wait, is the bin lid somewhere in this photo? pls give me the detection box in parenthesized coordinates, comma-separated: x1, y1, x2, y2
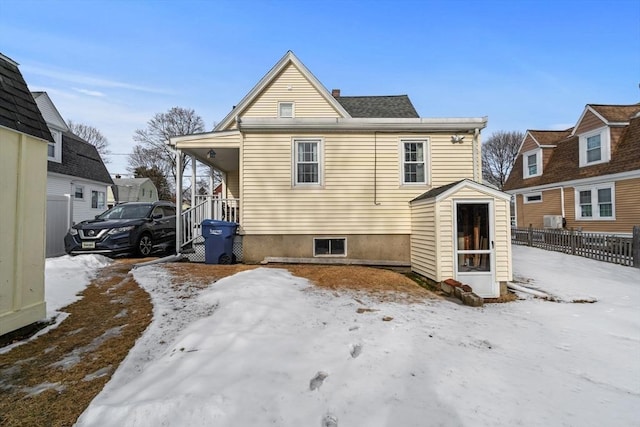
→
(201, 219, 238, 227)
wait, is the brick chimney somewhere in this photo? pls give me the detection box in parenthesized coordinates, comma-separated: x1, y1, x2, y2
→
(331, 89, 341, 98)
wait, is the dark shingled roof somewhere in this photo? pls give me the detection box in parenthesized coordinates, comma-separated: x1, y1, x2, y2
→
(48, 131, 113, 185)
(411, 180, 464, 203)
(335, 95, 419, 118)
(0, 54, 52, 142)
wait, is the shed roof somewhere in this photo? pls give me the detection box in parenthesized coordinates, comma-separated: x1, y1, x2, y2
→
(335, 95, 419, 118)
(0, 53, 52, 142)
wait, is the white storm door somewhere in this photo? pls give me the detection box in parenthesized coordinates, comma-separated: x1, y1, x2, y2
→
(454, 201, 497, 298)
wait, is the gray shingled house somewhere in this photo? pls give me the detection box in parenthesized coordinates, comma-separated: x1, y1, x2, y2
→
(31, 92, 113, 256)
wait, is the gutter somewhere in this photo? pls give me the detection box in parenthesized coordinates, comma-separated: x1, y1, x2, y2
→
(238, 117, 488, 133)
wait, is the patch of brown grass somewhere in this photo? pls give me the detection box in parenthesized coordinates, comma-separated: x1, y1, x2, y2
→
(163, 262, 439, 303)
(0, 261, 152, 427)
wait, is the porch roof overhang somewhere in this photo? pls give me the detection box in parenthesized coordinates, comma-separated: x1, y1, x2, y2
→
(169, 130, 241, 171)
(237, 117, 488, 133)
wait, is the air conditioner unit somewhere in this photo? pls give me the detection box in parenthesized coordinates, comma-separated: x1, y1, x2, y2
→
(543, 215, 563, 229)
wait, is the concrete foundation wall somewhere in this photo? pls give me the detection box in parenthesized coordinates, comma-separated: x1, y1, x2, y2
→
(242, 234, 411, 263)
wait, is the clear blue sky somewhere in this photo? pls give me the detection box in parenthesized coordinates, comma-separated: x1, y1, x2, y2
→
(2, 0, 639, 176)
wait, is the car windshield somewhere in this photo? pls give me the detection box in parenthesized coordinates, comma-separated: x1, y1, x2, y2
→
(98, 204, 153, 220)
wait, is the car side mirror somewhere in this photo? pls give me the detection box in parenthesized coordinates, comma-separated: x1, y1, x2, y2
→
(152, 213, 163, 219)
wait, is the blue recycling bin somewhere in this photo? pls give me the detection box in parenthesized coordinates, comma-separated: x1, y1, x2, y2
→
(201, 220, 238, 264)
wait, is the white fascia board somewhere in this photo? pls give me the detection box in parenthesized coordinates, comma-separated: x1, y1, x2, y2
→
(570, 105, 611, 137)
(516, 131, 533, 155)
(169, 129, 241, 146)
(239, 117, 488, 132)
(504, 169, 640, 195)
(434, 179, 511, 202)
(214, 51, 351, 132)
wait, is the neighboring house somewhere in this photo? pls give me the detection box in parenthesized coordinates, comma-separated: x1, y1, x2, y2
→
(0, 53, 51, 335)
(108, 177, 159, 207)
(170, 51, 512, 297)
(31, 92, 113, 256)
(504, 103, 640, 235)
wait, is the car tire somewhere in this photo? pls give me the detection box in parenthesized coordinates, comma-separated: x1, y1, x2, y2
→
(137, 233, 153, 257)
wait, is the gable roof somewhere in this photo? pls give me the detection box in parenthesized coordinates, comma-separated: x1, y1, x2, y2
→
(528, 129, 573, 147)
(411, 179, 509, 203)
(214, 51, 351, 131)
(504, 116, 640, 192)
(112, 177, 157, 202)
(335, 95, 419, 118)
(589, 104, 640, 123)
(47, 131, 113, 185)
(0, 53, 52, 142)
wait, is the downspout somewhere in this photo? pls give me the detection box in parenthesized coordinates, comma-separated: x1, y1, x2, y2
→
(374, 131, 380, 205)
(472, 128, 480, 182)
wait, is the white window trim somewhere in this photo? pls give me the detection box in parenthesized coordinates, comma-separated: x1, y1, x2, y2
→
(574, 183, 615, 221)
(278, 101, 295, 118)
(313, 237, 347, 257)
(579, 127, 610, 167)
(524, 192, 543, 204)
(48, 128, 63, 163)
(74, 185, 85, 200)
(522, 148, 542, 179)
(399, 138, 430, 186)
(292, 138, 323, 187)
(91, 190, 106, 210)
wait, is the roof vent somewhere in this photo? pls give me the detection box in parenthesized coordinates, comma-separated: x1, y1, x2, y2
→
(331, 89, 341, 98)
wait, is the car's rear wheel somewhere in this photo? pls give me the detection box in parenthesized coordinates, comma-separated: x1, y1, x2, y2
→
(137, 233, 153, 257)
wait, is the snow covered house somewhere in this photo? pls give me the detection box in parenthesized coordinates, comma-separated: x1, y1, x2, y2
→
(31, 92, 113, 256)
(0, 53, 50, 335)
(169, 51, 512, 297)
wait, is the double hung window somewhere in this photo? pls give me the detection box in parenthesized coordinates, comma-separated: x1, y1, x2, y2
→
(576, 184, 614, 220)
(294, 139, 321, 185)
(402, 140, 428, 184)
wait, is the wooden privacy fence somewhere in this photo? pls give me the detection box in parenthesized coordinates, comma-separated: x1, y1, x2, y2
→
(512, 225, 640, 268)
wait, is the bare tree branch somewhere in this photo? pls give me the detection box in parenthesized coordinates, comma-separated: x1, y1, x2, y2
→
(127, 107, 205, 197)
(67, 120, 111, 162)
(482, 130, 524, 190)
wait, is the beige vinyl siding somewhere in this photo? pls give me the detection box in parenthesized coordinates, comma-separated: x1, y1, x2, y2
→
(0, 128, 47, 335)
(564, 177, 640, 233)
(226, 170, 240, 200)
(241, 63, 341, 121)
(517, 188, 562, 228)
(241, 132, 476, 234)
(410, 199, 438, 279)
(575, 110, 606, 135)
(521, 134, 539, 152)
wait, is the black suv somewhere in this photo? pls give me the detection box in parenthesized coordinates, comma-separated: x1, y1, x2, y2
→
(64, 201, 176, 257)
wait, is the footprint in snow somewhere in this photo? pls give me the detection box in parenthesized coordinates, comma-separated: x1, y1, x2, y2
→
(322, 412, 338, 427)
(350, 343, 362, 359)
(309, 371, 328, 391)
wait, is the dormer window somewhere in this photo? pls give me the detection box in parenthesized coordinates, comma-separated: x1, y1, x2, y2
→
(523, 149, 542, 178)
(579, 127, 610, 167)
(48, 128, 62, 163)
(278, 102, 294, 118)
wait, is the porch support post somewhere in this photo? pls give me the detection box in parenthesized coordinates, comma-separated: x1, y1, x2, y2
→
(175, 149, 183, 254)
(208, 166, 214, 218)
(191, 154, 197, 206)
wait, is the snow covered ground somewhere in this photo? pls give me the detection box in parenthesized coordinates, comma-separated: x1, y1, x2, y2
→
(18, 247, 640, 426)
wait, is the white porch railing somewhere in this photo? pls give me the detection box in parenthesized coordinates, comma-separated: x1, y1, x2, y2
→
(180, 197, 240, 248)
